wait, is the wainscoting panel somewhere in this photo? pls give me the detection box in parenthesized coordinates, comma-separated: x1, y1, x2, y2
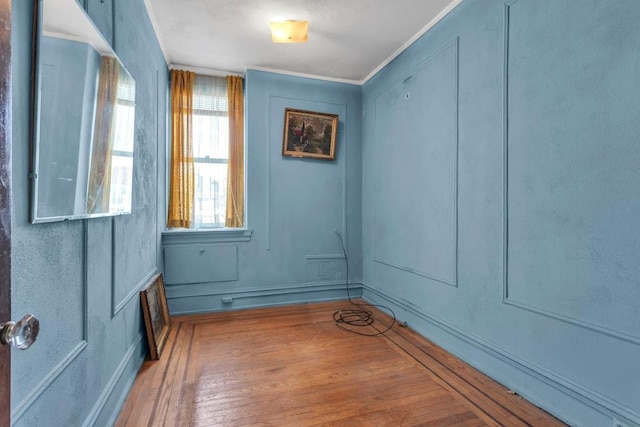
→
(83, 334, 146, 427)
(11, 221, 87, 423)
(503, 0, 640, 342)
(362, 1, 640, 425)
(361, 282, 640, 427)
(111, 34, 161, 315)
(266, 95, 348, 253)
(112, 217, 159, 316)
(11, 0, 168, 424)
(164, 244, 238, 285)
(372, 40, 459, 287)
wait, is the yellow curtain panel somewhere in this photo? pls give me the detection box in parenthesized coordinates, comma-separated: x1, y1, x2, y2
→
(87, 56, 119, 214)
(225, 75, 245, 228)
(167, 70, 195, 228)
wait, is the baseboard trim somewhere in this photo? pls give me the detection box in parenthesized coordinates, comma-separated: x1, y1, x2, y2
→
(166, 281, 363, 316)
(360, 281, 639, 427)
(83, 334, 146, 427)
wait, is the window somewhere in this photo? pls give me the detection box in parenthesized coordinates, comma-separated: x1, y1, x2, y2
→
(109, 76, 136, 212)
(167, 71, 244, 230)
(192, 75, 228, 228)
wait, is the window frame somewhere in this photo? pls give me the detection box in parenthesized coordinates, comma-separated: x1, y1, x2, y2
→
(165, 72, 248, 235)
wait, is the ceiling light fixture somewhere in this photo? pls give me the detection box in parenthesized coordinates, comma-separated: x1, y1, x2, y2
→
(269, 20, 308, 43)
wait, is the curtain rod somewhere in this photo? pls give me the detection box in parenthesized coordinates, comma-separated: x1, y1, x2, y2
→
(169, 64, 244, 78)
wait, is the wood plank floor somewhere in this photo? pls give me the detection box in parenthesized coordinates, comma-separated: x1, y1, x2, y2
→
(116, 300, 565, 426)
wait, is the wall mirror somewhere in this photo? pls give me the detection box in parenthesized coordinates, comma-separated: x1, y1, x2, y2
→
(30, 0, 136, 223)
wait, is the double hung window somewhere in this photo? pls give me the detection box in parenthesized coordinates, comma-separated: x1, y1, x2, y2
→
(167, 71, 244, 230)
(192, 76, 228, 227)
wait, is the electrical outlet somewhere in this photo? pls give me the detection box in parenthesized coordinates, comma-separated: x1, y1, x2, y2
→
(222, 297, 233, 304)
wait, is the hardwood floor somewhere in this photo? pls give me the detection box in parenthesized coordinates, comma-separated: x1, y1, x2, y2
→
(116, 300, 565, 426)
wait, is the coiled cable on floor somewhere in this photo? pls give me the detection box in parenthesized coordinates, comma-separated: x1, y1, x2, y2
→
(333, 231, 396, 337)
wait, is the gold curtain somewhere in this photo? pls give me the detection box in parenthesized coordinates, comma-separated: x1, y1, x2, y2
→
(225, 75, 245, 227)
(167, 70, 195, 228)
(87, 56, 119, 214)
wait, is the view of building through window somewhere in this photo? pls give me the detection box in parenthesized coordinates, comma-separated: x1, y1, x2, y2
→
(192, 75, 229, 228)
(109, 77, 136, 212)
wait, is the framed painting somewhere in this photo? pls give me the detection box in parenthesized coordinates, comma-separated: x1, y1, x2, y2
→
(140, 273, 171, 360)
(282, 108, 338, 160)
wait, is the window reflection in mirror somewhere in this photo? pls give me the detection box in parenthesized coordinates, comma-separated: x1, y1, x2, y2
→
(86, 57, 135, 215)
(31, 0, 136, 223)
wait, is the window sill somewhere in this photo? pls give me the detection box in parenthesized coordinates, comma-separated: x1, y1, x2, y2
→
(162, 228, 253, 245)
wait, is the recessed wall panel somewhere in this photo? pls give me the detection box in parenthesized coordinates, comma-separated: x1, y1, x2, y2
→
(267, 96, 347, 283)
(164, 244, 238, 285)
(506, 0, 640, 339)
(11, 222, 85, 410)
(112, 61, 160, 313)
(373, 42, 458, 285)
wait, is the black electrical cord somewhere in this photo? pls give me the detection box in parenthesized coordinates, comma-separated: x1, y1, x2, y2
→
(333, 231, 397, 337)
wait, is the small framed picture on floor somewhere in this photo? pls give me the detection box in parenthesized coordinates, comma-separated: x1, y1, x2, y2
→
(140, 273, 171, 360)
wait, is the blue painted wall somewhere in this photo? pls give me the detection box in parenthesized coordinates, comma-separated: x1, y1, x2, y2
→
(10, 0, 167, 425)
(10, 0, 639, 425)
(163, 70, 363, 314)
(362, 1, 640, 426)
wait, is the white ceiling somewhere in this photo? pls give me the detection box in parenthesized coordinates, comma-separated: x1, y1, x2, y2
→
(144, 0, 461, 84)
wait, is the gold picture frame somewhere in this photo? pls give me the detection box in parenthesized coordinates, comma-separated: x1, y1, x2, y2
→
(140, 273, 171, 360)
(282, 108, 338, 160)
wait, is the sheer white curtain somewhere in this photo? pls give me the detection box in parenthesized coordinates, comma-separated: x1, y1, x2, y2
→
(192, 75, 229, 228)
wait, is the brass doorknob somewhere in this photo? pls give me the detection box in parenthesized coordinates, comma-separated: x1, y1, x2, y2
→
(0, 314, 40, 350)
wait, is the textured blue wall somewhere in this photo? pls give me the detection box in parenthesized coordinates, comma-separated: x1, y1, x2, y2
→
(11, 0, 639, 425)
(10, 0, 167, 425)
(362, 1, 640, 426)
(163, 70, 363, 314)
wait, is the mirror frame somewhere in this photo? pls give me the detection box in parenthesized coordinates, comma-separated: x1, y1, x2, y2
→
(29, 0, 136, 223)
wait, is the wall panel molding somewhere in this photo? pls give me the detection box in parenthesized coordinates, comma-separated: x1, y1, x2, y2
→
(82, 334, 145, 427)
(501, 1, 510, 303)
(305, 254, 346, 260)
(362, 282, 640, 426)
(266, 95, 349, 252)
(265, 96, 272, 250)
(110, 213, 160, 316)
(11, 223, 90, 422)
(112, 267, 158, 316)
(163, 244, 237, 285)
(500, 0, 640, 346)
(369, 38, 459, 101)
(11, 342, 88, 423)
(374, 258, 457, 287)
(504, 298, 640, 346)
(155, 67, 160, 270)
(341, 106, 349, 249)
(82, 221, 89, 341)
(372, 38, 459, 288)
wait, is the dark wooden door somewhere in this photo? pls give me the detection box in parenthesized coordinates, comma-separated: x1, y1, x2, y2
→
(0, 0, 12, 425)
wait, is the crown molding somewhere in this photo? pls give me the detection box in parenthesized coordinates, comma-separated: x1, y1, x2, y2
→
(363, 0, 463, 83)
(246, 66, 362, 86)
